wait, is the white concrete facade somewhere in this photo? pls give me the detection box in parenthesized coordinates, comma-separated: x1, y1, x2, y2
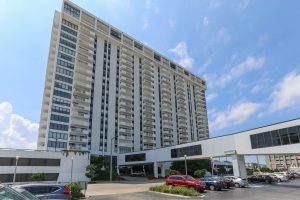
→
(0, 149, 89, 183)
(37, 0, 209, 155)
(118, 118, 300, 178)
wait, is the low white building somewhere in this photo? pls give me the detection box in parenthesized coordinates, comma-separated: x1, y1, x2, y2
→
(0, 149, 89, 183)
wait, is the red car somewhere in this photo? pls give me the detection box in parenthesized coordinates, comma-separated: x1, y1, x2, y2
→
(166, 175, 206, 192)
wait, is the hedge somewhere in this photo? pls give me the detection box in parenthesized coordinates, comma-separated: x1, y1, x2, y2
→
(149, 184, 200, 196)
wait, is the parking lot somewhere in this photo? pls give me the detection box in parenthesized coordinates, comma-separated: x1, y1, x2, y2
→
(87, 178, 300, 200)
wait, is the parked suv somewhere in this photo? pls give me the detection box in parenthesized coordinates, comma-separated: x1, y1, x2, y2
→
(224, 176, 249, 188)
(166, 175, 206, 192)
(13, 184, 71, 200)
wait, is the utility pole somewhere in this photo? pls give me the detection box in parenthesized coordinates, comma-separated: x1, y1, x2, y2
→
(110, 136, 117, 182)
(13, 155, 19, 184)
(184, 155, 187, 175)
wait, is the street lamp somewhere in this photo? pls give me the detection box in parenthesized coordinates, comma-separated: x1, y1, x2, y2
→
(184, 155, 187, 176)
(110, 136, 117, 182)
(211, 157, 214, 177)
(71, 157, 74, 182)
(13, 155, 19, 184)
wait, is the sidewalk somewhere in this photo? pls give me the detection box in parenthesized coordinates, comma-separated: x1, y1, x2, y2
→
(86, 179, 164, 196)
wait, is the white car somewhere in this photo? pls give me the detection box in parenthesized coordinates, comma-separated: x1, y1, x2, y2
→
(273, 173, 289, 182)
(224, 176, 249, 188)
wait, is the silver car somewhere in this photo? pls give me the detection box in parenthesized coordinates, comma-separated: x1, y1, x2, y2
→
(13, 184, 71, 200)
(224, 176, 249, 188)
(0, 185, 35, 200)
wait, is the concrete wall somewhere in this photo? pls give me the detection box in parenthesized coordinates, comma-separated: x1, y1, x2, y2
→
(0, 149, 89, 183)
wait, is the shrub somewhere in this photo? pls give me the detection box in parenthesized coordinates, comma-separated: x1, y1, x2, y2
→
(194, 169, 206, 178)
(149, 184, 200, 196)
(31, 173, 45, 181)
(66, 182, 85, 199)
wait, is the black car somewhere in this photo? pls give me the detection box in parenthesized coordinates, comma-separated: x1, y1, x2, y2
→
(217, 177, 235, 189)
(200, 177, 227, 191)
(247, 175, 273, 184)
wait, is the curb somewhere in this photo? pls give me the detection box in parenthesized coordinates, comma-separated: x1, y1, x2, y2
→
(149, 191, 205, 198)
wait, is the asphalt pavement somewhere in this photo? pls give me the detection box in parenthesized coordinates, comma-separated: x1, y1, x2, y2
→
(87, 178, 300, 200)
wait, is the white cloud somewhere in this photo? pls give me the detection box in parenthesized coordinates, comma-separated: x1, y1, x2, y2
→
(0, 102, 13, 122)
(203, 17, 209, 26)
(217, 28, 231, 43)
(169, 41, 194, 68)
(198, 58, 212, 73)
(218, 56, 265, 87)
(268, 71, 300, 112)
(210, 101, 261, 131)
(208, 0, 221, 10)
(0, 102, 38, 149)
(143, 18, 149, 30)
(251, 84, 264, 93)
(207, 93, 218, 102)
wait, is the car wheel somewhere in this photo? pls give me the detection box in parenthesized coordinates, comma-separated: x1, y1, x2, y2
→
(277, 179, 281, 183)
(209, 185, 215, 191)
(235, 183, 240, 188)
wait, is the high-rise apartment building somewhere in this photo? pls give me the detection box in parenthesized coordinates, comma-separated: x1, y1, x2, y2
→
(266, 154, 300, 169)
(37, 0, 209, 155)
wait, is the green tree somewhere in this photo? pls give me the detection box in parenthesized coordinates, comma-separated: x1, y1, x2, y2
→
(31, 173, 45, 181)
(170, 159, 211, 175)
(85, 163, 97, 180)
(218, 166, 227, 175)
(85, 155, 118, 181)
(194, 169, 206, 178)
(66, 182, 84, 199)
(167, 170, 180, 176)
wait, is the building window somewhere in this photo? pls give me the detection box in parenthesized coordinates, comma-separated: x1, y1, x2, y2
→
(62, 19, 78, 30)
(48, 131, 68, 140)
(59, 45, 76, 56)
(50, 114, 69, 123)
(125, 153, 146, 162)
(64, 3, 80, 19)
(52, 97, 70, 107)
(49, 123, 69, 131)
(59, 38, 76, 49)
(57, 59, 74, 70)
(55, 74, 73, 84)
(171, 145, 202, 158)
(110, 29, 121, 41)
(48, 140, 67, 148)
(53, 89, 71, 99)
(250, 125, 300, 149)
(61, 25, 77, 36)
(51, 105, 70, 115)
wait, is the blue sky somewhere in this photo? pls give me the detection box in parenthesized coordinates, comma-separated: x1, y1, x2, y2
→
(0, 0, 300, 150)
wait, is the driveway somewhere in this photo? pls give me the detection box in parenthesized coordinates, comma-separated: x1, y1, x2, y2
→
(87, 178, 300, 200)
(86, 178, 164, 196)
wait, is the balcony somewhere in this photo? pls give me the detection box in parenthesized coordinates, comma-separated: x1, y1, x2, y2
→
(70, 118, 89, 127)
(70, 128, 88, 135)
(69, 136, 88, 143)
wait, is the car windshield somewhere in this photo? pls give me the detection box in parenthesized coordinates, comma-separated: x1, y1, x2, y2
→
(14, 188, 39, 200)
(186, 175, 196, 180)
(0, 186, 28, 200)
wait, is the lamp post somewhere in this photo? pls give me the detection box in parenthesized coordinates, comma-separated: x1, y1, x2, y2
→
(13, 155, 19, 184)
(71, 157, 74, 182)
(211, 157, 214, 177)
(184, 155, 187, 175)
(110, 136, 117, 182)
